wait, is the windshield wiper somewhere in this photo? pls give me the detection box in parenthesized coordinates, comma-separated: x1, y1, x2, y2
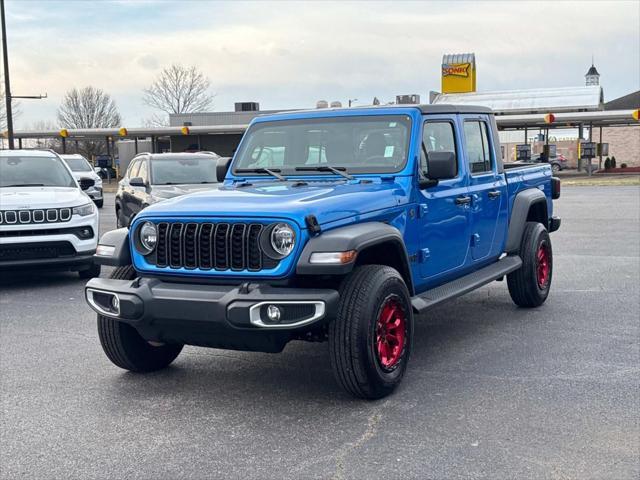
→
(2, 183, 46, 187)
(235, 168, 286, 181)
(295, 166, 354, 180)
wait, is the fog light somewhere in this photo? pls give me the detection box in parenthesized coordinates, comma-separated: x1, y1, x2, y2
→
(266, 304, 281, 322)
(111, 295, 120, 312)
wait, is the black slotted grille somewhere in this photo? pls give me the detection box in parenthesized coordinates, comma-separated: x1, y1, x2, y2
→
(149, 221, 280, 272)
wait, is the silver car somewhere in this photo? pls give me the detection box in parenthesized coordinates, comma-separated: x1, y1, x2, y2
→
(60, 154, 104, 208)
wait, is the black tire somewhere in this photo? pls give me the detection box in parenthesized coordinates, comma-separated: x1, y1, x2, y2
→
(507, 222, 553, 308)
(97, 265, 183, 372)
(116, 206, 126, 228)
(95, 199, 104, 209)
(78, 262, 101, 279)
(329, 265, 413, 399)
(551, 163, 560, 173)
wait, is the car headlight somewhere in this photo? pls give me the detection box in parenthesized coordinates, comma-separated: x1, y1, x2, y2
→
(94, 177, 102, 187)
(139, 221, 158, 253)
(72, 202, 95, 216)
(270, 223, 295, 257)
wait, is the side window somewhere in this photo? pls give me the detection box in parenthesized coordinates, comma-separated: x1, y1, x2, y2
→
(421, 122, 457, 175)
(137, 160, 148, 182)
(127, 159, 140, 179)
(463, 121, 493, 174)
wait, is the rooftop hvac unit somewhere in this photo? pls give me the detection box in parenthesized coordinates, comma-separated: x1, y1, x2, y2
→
(330, 101, 342, 108)
(396, 94, 420, 105)
(234, 102, 260, 112)
(316, 100, 329, 109)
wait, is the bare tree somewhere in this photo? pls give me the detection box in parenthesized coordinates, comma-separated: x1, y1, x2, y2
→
(0, 75, 21, 131)
(143, 64, 214, 115)
(142, 113, 170, 128)
(57, 86, 121, 158)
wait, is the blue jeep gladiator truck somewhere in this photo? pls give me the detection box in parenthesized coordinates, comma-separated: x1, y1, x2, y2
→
(85, 105, 560, 399)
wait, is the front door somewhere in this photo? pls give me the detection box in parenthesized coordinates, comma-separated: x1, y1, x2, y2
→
(418, 118, 471, 281)
(461, 117, 507, 261)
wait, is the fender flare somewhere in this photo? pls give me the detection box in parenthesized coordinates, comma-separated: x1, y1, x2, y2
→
(93, 227, 131, 266)
(296, 222, 413, 292)
(505, 188, 548, 254)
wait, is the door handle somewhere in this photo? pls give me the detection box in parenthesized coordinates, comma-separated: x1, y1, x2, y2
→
(488, 190, 501, 199)
(455, 195, 471, 206)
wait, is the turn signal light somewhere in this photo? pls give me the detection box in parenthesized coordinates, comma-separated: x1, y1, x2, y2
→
(309, 250, 357, 264)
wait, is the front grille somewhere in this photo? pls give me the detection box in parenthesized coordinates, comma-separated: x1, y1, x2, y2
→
(0, 241, 76, 262)
(0, 208, 72, 225)
(151, 222, 280, 272)
(79, 178, 95, 190)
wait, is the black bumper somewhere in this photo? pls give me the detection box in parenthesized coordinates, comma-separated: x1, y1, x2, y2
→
(85, 277, 339, 353)
(0, 250, 95, 270)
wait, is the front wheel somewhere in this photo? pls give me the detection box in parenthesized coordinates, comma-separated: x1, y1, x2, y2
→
(97, 265, 183, 372)
(507, 222, 553, 308)
(329, 265, 413, 399)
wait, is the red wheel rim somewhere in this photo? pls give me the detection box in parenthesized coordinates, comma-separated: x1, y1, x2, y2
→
(536, 242, 551, 289)
(375, 297, 406, 370)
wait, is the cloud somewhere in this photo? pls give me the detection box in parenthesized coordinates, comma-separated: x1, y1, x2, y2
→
(5, 0, 639, 127)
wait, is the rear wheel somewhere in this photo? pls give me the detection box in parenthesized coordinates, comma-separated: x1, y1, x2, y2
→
(507, 222, 553, 307)
(97, 265, 183, 372)
(551, 163, 561, 173)
(329, 265, 413, 399)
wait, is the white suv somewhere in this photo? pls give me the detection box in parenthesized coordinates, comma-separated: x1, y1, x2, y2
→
(0, 149, 100, 278)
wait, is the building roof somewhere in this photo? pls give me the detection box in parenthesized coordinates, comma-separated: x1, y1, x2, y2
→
(604, 90, 640, 110)
(432, 85, 604, 114)
(586, 64, 600, 76)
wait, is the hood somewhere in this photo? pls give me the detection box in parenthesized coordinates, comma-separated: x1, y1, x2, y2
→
(70, 171, 101, 182)
(151, 183, 219, 200)
(0, 186, 89, 210)
(139, 178, 411, 227)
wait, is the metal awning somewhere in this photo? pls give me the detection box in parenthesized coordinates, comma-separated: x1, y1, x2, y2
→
(496, 109, 639, 129)
(433, 86, 604, 114)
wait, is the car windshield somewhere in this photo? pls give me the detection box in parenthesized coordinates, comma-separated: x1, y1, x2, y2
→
(151, 156, 218, 185)
(0, 155, 77, 188)
(63, 157, 93, 172)
(232, 115, 412, 175)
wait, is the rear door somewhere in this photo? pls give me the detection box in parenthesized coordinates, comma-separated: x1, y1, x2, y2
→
(461, 116, 508, 261)
(418, 117, 471, 281)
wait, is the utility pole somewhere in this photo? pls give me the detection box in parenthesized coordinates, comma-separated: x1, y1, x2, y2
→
(1, 0, 15, 149)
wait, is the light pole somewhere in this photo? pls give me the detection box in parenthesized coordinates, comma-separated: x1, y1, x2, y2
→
(348, 98, 358, 108)
(1, 0, 15, 149)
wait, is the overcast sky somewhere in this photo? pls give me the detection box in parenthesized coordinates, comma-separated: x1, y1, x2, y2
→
(4, 0, 640, 128)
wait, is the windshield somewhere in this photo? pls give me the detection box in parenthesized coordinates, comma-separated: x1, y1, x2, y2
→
(63, 157, 93, 172)
(151, 156, 218, 185)
(0, 155, 77, 188)
(232, 115, 412, 175)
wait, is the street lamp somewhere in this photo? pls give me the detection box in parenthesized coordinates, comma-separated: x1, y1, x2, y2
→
(348, 98, 358, 107)
(1, 0, 14, 148)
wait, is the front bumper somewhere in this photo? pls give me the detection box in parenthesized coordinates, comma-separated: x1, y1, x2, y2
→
(85, 277, 339, 353)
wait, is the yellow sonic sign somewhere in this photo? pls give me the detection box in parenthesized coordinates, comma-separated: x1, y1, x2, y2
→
(441, 53, 477, 94)
(442, 63, 471, 78)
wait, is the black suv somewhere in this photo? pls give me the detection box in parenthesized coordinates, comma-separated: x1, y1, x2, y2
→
(115, 152, 221, 228)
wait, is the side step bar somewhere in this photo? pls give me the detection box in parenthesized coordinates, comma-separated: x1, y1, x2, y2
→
(411, 255, 522, 313)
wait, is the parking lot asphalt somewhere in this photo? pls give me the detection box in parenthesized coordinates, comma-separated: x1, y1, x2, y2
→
(1, 186, 639, 480)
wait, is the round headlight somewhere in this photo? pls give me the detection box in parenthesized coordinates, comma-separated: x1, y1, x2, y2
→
(139, 221, 158, 253)
(270, 223, 295, 257)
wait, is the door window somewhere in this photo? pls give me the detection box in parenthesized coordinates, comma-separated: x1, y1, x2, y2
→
(421, 122, 457, 175)
(463, 121, 493, 174)
(127, 159, 140, 179)
(137, 160, 148, 182)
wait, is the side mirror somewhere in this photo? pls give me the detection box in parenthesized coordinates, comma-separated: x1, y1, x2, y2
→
(217, 157, 232, 182)
(129, 177, 146, 187)
(426, 151, 457, 180)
